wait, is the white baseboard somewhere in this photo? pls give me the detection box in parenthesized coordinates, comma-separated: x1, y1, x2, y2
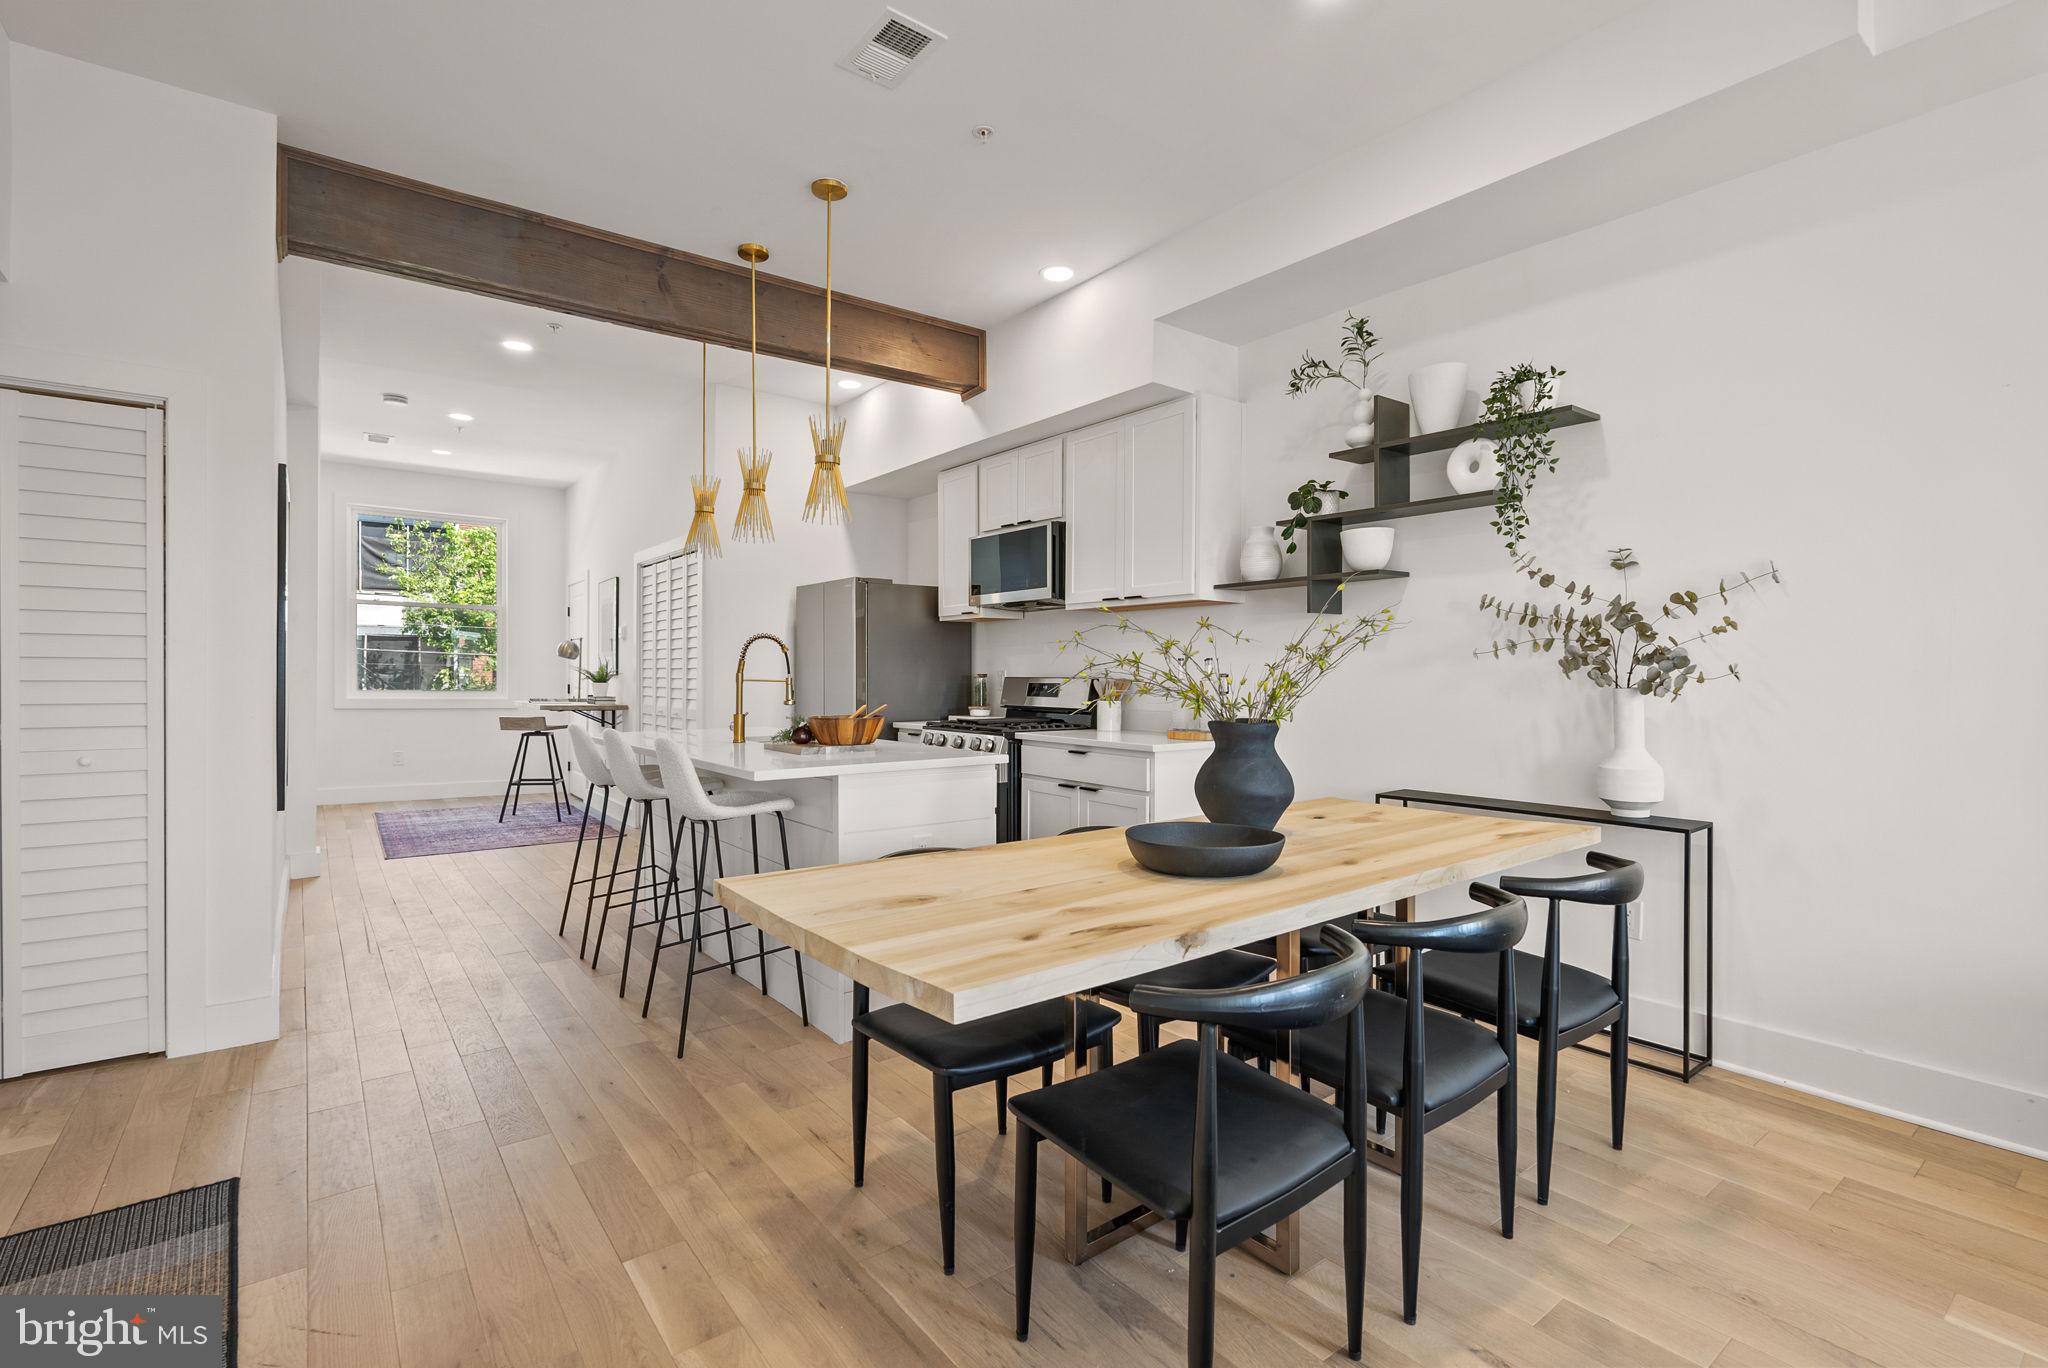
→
(1629, 991, 2046, 1159)
(197, 992, 280, 1054)
(287, 846, 324, 879)
(316, 778, 503, 805)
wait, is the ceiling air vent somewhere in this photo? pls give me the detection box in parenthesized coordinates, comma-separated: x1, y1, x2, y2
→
(837, 8, 946, 89)
(364, 432, 393, 445)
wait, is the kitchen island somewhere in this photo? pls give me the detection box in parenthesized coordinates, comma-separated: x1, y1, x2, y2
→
(619, 728, 1004, 1040)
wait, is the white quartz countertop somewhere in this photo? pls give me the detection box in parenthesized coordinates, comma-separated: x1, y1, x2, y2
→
(1018, 728, 1214, 754)
(622, 729, 1007, 782)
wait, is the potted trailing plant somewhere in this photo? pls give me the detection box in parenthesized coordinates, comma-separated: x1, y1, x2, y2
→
(1481, 363, 1566, 553)
(1276, 478, 1348, 557)
(1060, 596, 1398, 827)
(582, 662, 618, 699)
(1476, 548, 1780, 813)
(1287, 312, 1383, 446)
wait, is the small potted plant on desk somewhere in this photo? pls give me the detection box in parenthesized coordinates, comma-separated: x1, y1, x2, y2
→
(1059, 596, 1398, 828)
(582, 663, 617, 700)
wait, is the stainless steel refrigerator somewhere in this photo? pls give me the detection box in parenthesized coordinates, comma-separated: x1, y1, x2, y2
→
(793, 579, 971, 737)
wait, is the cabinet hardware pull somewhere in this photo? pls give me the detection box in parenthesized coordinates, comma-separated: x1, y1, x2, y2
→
(1057, 782, 1079, 790)
(1067, 749, 1089, 755)
(1078, 785, 1101, 793)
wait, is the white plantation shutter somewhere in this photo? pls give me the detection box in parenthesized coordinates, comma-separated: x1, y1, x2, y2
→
(637, 549, 702, 734)
(1, 390, 166, 1076)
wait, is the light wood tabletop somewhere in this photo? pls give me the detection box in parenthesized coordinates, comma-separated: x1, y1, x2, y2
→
(717, 796, 1600, 1274)
(715, 797, 1601, 1026)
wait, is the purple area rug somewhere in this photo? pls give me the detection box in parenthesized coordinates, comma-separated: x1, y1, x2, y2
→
(375, 802, 617, 860)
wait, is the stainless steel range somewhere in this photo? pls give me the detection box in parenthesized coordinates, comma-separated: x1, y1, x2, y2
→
(916, 676, 1092, 841)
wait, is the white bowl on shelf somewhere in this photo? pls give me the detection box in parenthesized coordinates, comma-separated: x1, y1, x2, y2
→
(1339, 526, 1396, 572)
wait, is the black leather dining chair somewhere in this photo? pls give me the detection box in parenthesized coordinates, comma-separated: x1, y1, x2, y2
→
(1010, 924, 1375, 1368)
(1398, 852, 1642, 1203)
(1225, 884, 1527, 1324)
(851, 847, 1120, 1274)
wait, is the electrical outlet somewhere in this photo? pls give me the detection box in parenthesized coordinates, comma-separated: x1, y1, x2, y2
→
(391, 750, 406, 767)
(1628, 901, 1642, 940)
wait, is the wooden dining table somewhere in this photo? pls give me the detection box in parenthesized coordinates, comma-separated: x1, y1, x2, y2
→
(714, 796, 1599, 1274)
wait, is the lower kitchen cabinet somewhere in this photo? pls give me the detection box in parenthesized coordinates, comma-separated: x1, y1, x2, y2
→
(1017, 732, 1210, 840)
(1020, 775, 1152, 837)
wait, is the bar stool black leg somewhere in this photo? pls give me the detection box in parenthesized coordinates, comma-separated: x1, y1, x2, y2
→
(559, 784, 596, 935)
(543, 732, 568, 821)
(499, 732, 531, 822)
(676, 820, 713, 1059)
(641, 811, 689, 1019)
(777, 814, 810, 1026)
(996, 1076, 1008, 1135)
(749, 814, 768, 998)
(582, 787, 625, 962)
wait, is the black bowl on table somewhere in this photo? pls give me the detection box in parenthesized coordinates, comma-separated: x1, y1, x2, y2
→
(1125, 821, 1285, 878)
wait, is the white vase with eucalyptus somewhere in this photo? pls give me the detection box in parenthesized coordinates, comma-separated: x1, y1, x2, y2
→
(1477, 547, 1781, 816)
(1286, 312, 1381, 449)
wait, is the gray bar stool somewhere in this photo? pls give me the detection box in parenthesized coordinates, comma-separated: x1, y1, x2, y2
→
(497, 715, 568, 822)
(591, 729, 690, 979)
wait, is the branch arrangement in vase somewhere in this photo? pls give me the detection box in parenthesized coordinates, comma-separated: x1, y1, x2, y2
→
(1483, 363, 1566, 553)
(1059, 597, 1397, 723)
(1285, 313, 1381, 397)
(1475, 548, 1779, 697)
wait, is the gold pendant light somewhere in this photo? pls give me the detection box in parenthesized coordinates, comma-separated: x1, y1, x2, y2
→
(804, 177, 850, 525)
(684, 340, 721, 557)
(731, 242, 774, 543)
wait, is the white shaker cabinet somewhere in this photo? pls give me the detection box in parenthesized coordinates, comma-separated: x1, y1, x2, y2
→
(1062, 395, 1242, 610)
(977, 437, 1064, 532)
(937, 463, 1018, 622)
(1016, 732, 1209, 840)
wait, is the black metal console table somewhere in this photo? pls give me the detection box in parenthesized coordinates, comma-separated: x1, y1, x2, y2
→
(1376, 788, 1713, 1082)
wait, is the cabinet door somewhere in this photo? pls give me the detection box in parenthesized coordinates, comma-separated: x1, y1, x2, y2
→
(1123, 398, 1196, 601)
(1016, 438, 1064, 523)
(937, 464, 979, 617)
(977, 451, 1019, 533)
(1064, 418, 1125, 606)
(1079, 786, 1150, 830)
(1020, 776, 1082, 841)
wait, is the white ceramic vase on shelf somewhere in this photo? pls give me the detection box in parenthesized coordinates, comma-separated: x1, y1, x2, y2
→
(1343, 390, 1375, 448)
(1408, 361, 1468, 433)
(1446, 438, 1500, 494)
(1339, 525, 1396, 572)
(1237, 525, 1283, 581)
(1594, 690, 1665, 816)
(1518, 375, 1563, 412)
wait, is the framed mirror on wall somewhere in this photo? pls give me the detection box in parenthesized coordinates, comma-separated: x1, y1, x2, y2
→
(595, 575, 621, 690)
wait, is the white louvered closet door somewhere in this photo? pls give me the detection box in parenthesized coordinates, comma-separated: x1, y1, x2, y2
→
(636, 549, 702, 734)
(0, 390, 166, 1077)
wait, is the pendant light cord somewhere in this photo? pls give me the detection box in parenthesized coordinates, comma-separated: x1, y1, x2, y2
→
(824, 194, 833, 429)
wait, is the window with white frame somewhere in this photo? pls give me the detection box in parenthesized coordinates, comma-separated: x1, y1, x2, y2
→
(638, 546, 702, 732)
(348, 508, 506, 696)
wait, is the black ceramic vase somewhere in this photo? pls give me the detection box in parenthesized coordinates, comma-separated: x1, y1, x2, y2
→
(1193, 719, 1293, 828)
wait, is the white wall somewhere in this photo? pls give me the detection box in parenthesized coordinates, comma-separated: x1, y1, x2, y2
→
(970, 77, 2048, 1154)
(315, 460, 566, 803)
(562, 383, 912, 745)
(0, 16, 13, 283)
(0, 45, 286, 1052)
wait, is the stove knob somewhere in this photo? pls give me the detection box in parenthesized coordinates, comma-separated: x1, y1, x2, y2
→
(950, 734, 966, 748)
(973, 736, 992, 752)
(923, 733, 941, 746)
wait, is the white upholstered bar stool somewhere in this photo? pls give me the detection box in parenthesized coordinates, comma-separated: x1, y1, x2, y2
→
(559, 725, 647, 960)
(649, 736, 810, 1050)
(593, 729, 688, 980)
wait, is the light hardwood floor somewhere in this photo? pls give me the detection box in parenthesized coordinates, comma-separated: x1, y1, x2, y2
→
(1, 799, 2043, 1367)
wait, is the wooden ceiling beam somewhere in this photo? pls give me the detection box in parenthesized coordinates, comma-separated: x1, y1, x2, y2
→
(277, 146, 986, 399)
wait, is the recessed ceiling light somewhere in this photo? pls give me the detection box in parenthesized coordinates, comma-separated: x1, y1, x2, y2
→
(500, 338, 534, 353)
(838, 378, 864, 390)
(1040, 265, 1075, 283)
(447, 412, 474, 423)
(431, 448, 452, 456)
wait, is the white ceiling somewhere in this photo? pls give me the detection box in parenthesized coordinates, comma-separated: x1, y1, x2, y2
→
(2, 0, 1644, 328)
(315, 264, 858, 485)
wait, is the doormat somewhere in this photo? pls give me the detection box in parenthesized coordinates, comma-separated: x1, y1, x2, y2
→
(0, 1177, 236, 1364)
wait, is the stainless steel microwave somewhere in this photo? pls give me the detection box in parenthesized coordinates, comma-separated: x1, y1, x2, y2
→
(969, 519, 1064, 607)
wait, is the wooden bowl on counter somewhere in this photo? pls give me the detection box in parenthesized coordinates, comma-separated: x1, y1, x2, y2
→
(806, 713, 886, 746)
